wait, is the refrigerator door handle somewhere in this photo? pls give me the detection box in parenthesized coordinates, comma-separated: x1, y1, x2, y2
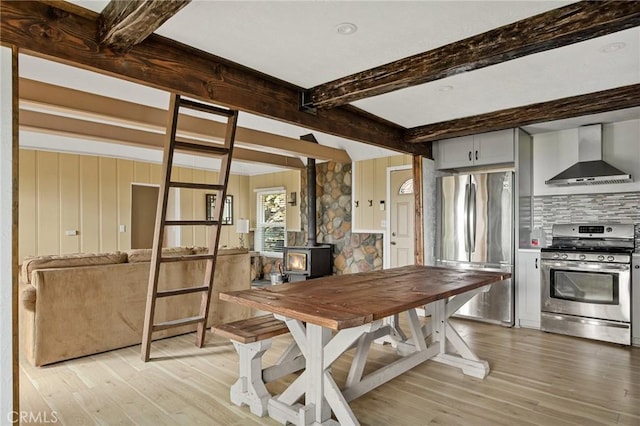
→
(470, 182, 477, 253)
(464, 183, 470, 253)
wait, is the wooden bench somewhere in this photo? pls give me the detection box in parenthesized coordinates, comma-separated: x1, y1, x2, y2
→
(214, 314, 304, 416)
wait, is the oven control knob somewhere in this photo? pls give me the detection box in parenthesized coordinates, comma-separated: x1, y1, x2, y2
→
(553, 253, 560, 259)
(607, 256, 614, 261)
(579, 254, 586, 260)
(598, 255, 605, 261)
(606, 227, 613, 232)
(561, 254, 568, 260)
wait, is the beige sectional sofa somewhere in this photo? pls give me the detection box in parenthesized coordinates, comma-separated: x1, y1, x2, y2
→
(19, 247, 252, 366)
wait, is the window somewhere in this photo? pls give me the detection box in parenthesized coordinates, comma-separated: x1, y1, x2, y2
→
(398, 178, 414, 195)
(255, 189, 286, 256)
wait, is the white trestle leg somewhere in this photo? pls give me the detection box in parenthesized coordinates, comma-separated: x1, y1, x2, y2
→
(230, 340, 272, 416)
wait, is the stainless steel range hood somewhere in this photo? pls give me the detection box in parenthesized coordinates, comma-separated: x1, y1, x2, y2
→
(545, 124, 632, 186)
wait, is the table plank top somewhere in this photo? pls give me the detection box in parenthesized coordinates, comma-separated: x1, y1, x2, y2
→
(220, 265, 510, 330)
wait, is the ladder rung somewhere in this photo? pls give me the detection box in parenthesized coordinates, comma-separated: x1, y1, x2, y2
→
(152, 316, 205, 332)
(165, 220, 219, 226)
(169, 181, 225, 191)
(160, 254, 215, 262)
(174, 140, 230, 156)
(179, 98, 234, 117)
(156, 285, 210, 298)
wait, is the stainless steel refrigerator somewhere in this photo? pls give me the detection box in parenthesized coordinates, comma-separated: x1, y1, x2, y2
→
(436, 171, 514, 325)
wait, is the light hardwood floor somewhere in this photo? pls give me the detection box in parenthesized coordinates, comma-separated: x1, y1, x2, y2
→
(20, 319, 640, 425)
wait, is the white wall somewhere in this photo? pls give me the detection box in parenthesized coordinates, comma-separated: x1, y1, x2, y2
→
(1, 45, 15, 422)
(533, 119, 640, 196)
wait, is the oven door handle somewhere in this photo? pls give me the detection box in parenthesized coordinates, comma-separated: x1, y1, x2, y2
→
(541, 260, 630, 273)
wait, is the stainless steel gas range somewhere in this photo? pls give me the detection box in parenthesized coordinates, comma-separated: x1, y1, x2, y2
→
(540, 223, 635, 345)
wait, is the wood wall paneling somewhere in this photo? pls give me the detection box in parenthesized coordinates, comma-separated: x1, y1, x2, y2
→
(192, 168, 207, 248)
(18, 150, 36, 260)
(19, 150, 255, 256)
(134, 161, 151, 184)
(352, 155, 412, 233)
(58, 154, 80, 254)
(177, 167, 194, 247)
(80, 155, 100, 253)
(117, 159, 134, 251)
(36, 151, 60, 255)
(99, 157, 118, 252)
(373, 157, 387, 230)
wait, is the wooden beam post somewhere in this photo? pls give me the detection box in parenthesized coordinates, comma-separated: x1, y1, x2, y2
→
(0, 1, 423, 155)
(405, 84, 640, 143)
(98, 0, 191, 53)
(308, 1, 640, 108)
(412, 155, 424, 266)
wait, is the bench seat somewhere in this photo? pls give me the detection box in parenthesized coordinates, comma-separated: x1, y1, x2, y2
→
(214, 314, 289, 344)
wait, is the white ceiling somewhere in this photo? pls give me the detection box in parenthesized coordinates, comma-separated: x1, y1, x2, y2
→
(18, 0, 640, 174)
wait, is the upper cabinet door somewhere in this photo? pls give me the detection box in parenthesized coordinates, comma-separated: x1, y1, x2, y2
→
(435, 135, 475, 169)
(474, 129, 515, 166)
(435, 129, 515, 170)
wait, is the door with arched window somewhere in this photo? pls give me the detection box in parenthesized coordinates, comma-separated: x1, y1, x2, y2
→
(389, 168, 415, 267)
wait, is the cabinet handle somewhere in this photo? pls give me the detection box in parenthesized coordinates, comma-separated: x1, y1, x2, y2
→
(468, 151, 472, 161)
(475, 150, 478, 161)
(535, 258, 538, 269)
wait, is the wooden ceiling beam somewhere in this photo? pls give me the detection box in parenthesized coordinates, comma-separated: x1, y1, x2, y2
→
(405, 84, 640, 144)
(98, 0, 190, 53)
(1, 1, 422, 156)
(19, 110, 306, 170)
(308, 1, 640, 109)
(19, 78, 351, 163)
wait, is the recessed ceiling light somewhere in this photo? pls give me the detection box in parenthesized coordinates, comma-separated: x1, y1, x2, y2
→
(438, 85, 454, 92)
(336, 23, 358, 35)
(600, 42, 626, 53)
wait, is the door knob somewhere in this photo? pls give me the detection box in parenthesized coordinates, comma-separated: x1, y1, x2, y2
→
(390, 241, 397, 245)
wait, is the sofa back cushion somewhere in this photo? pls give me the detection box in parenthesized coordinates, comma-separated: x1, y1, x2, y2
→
(126, 247, 194, 263)
(21, 252, 127, 284)
(193, 246, 248, 256)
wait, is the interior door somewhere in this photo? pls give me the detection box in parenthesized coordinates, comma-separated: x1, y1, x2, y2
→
(131, 184, 159, 249)
(389, 168, 414, 267)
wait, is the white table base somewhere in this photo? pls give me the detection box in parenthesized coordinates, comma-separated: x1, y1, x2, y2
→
(267, 285, 491, 425)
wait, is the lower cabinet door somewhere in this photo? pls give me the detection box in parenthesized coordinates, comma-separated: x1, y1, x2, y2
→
(517, 250, 541, 329)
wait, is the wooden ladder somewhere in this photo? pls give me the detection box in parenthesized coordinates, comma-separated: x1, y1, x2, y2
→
(141, 93, 238, 361)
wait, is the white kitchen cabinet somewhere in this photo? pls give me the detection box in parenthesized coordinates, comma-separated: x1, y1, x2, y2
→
(516, 249, 541, 329)
(435, 129, 515, 169)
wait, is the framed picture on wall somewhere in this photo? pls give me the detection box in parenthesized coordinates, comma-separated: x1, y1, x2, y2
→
(205, 194, 233, 225)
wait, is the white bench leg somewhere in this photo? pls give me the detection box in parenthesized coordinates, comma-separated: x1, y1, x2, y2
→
(230, 339, 271, 417)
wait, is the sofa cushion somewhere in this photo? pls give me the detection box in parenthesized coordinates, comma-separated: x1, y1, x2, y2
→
(126, 247, 194, 263)
(193, 246, 248, 256)
(21, 252, 127, 284)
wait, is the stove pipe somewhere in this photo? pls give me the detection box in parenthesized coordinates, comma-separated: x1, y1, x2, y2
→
(300, 134, 318, 247)
(307, 157, 317, 246)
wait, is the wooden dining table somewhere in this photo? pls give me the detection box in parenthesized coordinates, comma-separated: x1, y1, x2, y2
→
(220, 264, 510, 426)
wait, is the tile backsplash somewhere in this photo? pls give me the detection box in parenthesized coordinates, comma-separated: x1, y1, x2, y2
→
(533, 191, 640, 251)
